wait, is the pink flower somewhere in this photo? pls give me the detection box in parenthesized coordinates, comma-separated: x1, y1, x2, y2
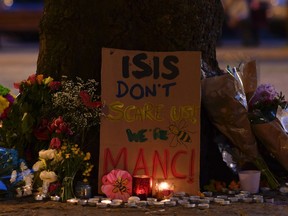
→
(101, 169, 132, 202)
(49, 116, 73, 136)
(50, 137, 61, 149)
(27, 74, 37, 84)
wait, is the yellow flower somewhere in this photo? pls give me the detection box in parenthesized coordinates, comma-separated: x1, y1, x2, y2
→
(65, 154, 70, 159)
(84, 152, 91, 161)
(0, 95, 9, 113)
(43, 76, 53, 85)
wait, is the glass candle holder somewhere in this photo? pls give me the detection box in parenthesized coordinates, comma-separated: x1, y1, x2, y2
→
(155, 180, 174, 200)
(132, 175, 152, 200)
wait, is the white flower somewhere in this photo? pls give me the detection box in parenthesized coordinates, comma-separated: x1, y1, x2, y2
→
(10, 170, 17, 183)
(23, 175, 33, 186)
(20, 162, 28, 171)
(39, 170, 57, 183)
(23, 185, 33, 196)
(39, 149, 57, 160)
(32, 160, 46, 172)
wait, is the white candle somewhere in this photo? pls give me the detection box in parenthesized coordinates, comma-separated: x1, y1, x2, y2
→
(35, 194, 43, 201)
(67, 198, 78, 204)
(101, 199, 112, 204)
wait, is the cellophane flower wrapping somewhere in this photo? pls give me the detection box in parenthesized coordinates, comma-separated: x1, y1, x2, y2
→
(201, 71, 259, 160)
(248, 83, 288, 173)
(201, 60, 280, 189)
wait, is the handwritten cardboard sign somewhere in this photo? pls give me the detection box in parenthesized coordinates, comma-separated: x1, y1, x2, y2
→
(99, 48, 201, 195)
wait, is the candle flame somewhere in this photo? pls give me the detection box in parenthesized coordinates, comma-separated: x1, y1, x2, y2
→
(158, 182, 169, 190)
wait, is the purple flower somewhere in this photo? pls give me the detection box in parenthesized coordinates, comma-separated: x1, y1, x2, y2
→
(253, 84, 278, 103)
(5, 94, 15, 104)
(249, 84, 279, 109)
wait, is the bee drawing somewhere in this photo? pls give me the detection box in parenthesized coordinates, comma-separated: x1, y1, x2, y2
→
(168, 121, 194, 148)
(112, 178, 129, 194)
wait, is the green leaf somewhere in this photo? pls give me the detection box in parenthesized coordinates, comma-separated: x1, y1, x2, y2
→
(21, 113, 35, 134)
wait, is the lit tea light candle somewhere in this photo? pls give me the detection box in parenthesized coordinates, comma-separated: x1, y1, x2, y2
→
(35, 194, 43, 201)
(155, 181, 174, 200)
(50, 195, 60, 202)
(67, 198, 78, 204)
(101, 199, 112, 204)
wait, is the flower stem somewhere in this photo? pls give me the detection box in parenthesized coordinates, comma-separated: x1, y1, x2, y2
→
(254, 156, 280, 189)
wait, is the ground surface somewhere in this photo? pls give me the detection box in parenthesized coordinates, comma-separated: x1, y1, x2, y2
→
(1, 195, 288, 216)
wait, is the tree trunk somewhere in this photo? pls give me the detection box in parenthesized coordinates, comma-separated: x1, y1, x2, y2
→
(37, 0, 224, 80)
(36, 0, 226, 194)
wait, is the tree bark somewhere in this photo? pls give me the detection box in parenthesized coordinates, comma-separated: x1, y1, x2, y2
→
(37, 0, 224, 80)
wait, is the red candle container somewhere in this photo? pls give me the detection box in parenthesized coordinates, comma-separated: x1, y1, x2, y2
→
(132, 175, 152, 200)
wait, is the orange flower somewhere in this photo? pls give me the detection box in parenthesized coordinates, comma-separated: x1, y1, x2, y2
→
(228, 180, 240, 191)
(36, 74, 44, 84)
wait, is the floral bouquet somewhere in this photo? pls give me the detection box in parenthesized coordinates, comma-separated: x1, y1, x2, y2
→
(0, 75, 60, 163)
(0, 74, 101, 164)
(201, 60, 280, 189)
(0, 73, 102, 199)
(248, 84, 288, 172)
(33, 139, 94, 201)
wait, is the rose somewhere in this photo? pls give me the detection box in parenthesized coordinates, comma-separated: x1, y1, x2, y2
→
(49, 81, 61, 91)
(39, 170, 57, 183)
(32, 160, 46, 172)
(49, 116, 73, 136)
(50, 137, 61, 149)
(39, 149, 57, 160)
(48, 181, 61, 194)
